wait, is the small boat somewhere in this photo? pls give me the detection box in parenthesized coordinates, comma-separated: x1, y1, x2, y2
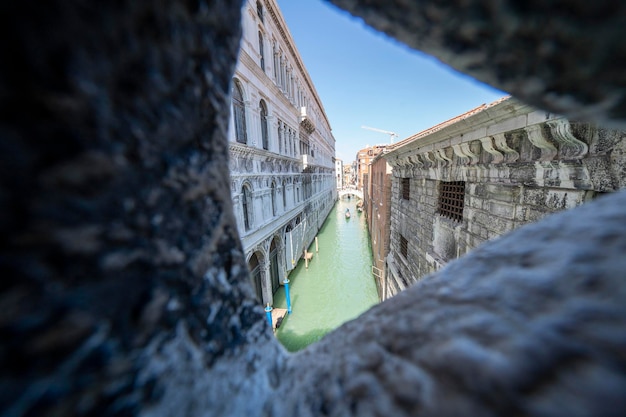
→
(345, 208, 351, 219)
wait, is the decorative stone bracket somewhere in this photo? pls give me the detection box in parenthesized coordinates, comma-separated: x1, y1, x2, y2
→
(491, 133, 520, 163)
(524, 124, 558, 161)
(547, 118, 589, 159)
(390, 119, 593, 172)
(479, 136, 504, 164)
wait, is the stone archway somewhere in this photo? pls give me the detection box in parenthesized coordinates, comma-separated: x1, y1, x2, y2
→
(269, 236, 283, 294)
(247, 252, 263, 303)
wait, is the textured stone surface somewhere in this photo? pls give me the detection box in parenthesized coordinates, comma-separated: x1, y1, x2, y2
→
(326, 0, 626, 128)
(280, 190, 626, 417)
(0, 1, 273, 415)
(1, 0, 625, 416)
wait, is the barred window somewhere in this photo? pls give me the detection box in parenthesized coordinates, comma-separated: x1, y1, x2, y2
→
(400, 234, 408, 258)
(438, 181, 465, 222)
(401, 178, 410, 200)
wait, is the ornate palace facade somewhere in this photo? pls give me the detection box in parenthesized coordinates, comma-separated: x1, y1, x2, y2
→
(229, 0, 336, 306)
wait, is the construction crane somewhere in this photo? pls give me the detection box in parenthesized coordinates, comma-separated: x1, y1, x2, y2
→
(361, 125, 399, 143)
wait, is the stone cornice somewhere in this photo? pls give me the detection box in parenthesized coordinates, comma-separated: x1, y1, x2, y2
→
(240, 190, 332, 252)
(386, 116, 594, 174)
(385, 98, 539, 160)
(229, 142, 296, 161)
(382, 94, 601, 175)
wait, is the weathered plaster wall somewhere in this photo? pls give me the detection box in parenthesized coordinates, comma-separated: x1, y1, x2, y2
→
(1, 0, 625, 416)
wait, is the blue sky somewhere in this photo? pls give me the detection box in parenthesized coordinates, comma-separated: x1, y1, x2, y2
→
(275, 0, 507, 162)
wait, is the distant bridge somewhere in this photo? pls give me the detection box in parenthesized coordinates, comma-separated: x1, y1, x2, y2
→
(338, 188, 363, 199)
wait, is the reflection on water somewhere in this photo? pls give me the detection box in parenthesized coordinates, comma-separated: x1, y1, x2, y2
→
(273, 198, 378, 352)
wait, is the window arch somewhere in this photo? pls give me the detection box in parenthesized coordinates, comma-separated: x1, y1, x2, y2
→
(232, 80, 247, 144)
(258, 31, 265, 71)
(260, 100, 268, 150)
(242, 183, 252, 231)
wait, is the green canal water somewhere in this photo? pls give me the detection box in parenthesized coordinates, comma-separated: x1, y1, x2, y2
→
(273, 198, 379, 352)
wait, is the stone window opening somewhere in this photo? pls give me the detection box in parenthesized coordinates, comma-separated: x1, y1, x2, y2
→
(242, 184, 252, 231)
(273, 43, 279, 80)
(401, 178, 410, 200)
(260, 100, 268, 150)
(271, 182, 276, 216)
(438, 181, 465, 222)
(256, 0, 263, 23)
(232, 80, 247, 144)
(400, 234, 408, 258)
(258, 31, 265, 71)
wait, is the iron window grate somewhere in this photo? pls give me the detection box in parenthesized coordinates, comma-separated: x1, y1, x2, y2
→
(438, 181, 465, 222)
(400, 234, 408, 258)
(401, 178, 410, 200)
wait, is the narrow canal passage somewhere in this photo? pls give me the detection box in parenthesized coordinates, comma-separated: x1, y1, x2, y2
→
(273, 197, 379, 352)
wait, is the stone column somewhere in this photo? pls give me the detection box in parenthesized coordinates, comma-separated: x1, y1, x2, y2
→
(260, 258, 273, 306)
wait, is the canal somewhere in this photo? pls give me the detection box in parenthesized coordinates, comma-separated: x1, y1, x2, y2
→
(272, 197, 379, 352)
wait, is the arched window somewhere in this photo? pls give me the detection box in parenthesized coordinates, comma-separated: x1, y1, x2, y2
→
(242, 184, 252, 231)
(260, 100, 268, 150)
(232, 80, 247, 144)
(282, 180, 287, 209)
(258, 31, 265, 71)
(271, 181, 276, 216)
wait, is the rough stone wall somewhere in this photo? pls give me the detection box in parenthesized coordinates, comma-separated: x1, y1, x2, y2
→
(0, 1, 278, 415)
(283, 191, 626, 417)
(326, 0, 626, 128)
(1, 0, 626, 416)
(389, 178, 438, 285)
(387, 101, 625, 283)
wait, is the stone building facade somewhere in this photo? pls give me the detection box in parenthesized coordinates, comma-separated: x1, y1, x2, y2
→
(335, 158, 344, 189)
(382, 97, 626, 297)
(363, 153, 393, 299)
(229, 0, 336, 306)
(356, 144, 386, 191)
